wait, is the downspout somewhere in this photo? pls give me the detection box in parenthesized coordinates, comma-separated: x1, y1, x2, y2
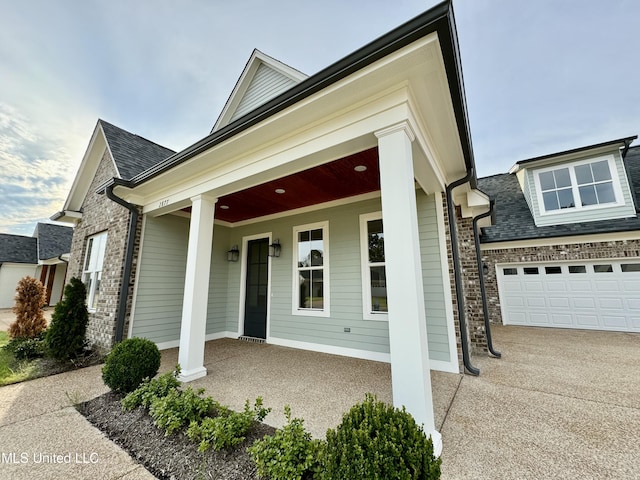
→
(104, 183, 139, 343)
(445, 169, 480, 376)
(472, 199, 501, 358)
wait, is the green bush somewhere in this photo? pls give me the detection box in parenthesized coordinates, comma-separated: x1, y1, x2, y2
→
(322, 394, 441, 480)
(122, 366, 181, 411)
(10, 335, 46, 360)
(101, 337, 161, 393)
(46, 278, 89, 360)
(187, 397, 271, 452)
(248, 405, 324, 480)
(149, 386, 216, 436)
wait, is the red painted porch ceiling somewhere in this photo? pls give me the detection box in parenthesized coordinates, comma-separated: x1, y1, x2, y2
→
(187, 147, 380, 223)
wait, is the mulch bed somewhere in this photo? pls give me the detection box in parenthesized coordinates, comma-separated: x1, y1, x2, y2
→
(78, 392, 277, 480)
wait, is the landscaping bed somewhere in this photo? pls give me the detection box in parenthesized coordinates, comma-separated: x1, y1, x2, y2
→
(79, 391, 276, 480)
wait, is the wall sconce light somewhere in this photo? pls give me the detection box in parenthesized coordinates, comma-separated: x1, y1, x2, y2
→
(269, 239, 281, 258)
(227, 245, 239, 262)
(482, 263, 489, 276)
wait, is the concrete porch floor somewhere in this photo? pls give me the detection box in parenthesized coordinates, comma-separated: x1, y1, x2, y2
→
(161, 325, 640, 478)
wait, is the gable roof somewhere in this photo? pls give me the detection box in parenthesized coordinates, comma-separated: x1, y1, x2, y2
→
(479, 144, 640, 243)
(53, 120, 175, 223)
(212, 49, 308, 132)
(0, 234, 37, 264)
(99, 120, 176, 181)
(33, 223, 73, 261)
(111, 1, 475, 190)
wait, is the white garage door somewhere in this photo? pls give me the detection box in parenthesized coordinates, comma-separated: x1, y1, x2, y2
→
(497, 259, 640, 332)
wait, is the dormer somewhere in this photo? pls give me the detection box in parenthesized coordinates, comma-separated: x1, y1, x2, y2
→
(508, 136, 638, 227)
(211, 49, 308, 133)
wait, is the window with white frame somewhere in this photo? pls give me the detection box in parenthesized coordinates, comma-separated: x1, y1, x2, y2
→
(360, 212, 388, 320)
(535, 157, 620, 214)
(82, 232, 107, 311)
(293, 222, 329, 316)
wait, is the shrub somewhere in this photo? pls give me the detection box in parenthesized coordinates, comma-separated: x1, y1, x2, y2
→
(122, 366, 181, 411)
(149, 386, 216, 436)
(8, 276, 47, 339)
(102, 337, 161, 393)
(248, 405, 324, 480)
(8, 334, 47, 360)
(322, 394, 441, 480)
(187, 397, 271, 452)
(45, 277, 89, 360)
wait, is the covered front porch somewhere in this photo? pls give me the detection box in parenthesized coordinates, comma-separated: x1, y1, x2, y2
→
(158, 337, 462, 439)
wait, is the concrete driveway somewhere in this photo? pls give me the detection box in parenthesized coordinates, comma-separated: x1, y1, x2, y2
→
(440, 325, 640, 479)
(0, 324, 638, 479)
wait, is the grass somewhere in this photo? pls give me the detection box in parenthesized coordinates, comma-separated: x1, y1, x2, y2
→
(0, 331, 39, 386)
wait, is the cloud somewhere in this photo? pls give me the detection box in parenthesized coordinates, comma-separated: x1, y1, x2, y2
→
(0, 104, 80, 235)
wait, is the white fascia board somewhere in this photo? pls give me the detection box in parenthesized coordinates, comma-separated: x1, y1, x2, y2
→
(62, 122, 108, 212)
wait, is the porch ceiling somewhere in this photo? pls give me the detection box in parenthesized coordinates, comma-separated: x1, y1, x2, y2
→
(185, 147, 380, 223)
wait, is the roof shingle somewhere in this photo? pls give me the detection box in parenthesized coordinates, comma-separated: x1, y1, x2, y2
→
(0, 234, 37, 264)
(34, 223, 73, 261)
(99, 120, 175, 181)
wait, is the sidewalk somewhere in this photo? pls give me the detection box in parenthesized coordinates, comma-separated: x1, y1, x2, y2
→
(0, 365, 155, 479)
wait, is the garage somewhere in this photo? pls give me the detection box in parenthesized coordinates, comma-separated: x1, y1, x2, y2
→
(496, 259, 640, 332)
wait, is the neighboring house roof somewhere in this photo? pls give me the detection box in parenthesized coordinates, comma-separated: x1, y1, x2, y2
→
(479, 144, 640, 243)
(0, 234, 37, 264)
(33, 223, 73, 261)
(99, 120, 176, 180)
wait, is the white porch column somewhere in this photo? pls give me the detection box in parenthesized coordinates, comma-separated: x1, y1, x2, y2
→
(178, 194, 217, 382)
(375, 122, 442, 455)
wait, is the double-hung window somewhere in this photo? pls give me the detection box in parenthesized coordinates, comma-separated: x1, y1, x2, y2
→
(83, 232, 107, 311)
(536, 157, 620, 214)
(360, 212, 388, 320)
(293, 222, 329, 316)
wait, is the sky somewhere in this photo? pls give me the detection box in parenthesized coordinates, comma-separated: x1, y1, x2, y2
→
(1, 0, 638, 236)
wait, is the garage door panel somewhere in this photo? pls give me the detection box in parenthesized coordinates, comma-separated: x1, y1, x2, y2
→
(575, 315, 598, 327)
(598, 298, 624, 310)
(572, 297, 595, 309)
(601, 316, 627, 329)
(530, 313, 550, 324)
(550, 313, 572, 325)
(526, 297, 546, 308)
(549, 297, 570, 308)
(568, 281, 592, 292)
(498, 260, 640, 333)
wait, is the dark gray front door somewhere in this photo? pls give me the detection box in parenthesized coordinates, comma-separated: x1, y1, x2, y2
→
(244, 238, 269, 338)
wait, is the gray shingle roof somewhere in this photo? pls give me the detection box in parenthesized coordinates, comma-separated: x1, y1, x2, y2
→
(478, 145, 640, 243)
(0, 234, 37, 264)
(34, 223, 73, 261)
(99, 120, 175, 181)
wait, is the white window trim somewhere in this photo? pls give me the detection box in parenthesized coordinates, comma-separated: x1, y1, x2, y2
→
(359, 212, 388, 321)
(292, 221, 330, 317)
(82, 231, 107, 312)
(533, 155, 624, 216)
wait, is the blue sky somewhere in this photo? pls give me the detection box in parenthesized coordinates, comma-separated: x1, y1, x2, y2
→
(1, 0, 638, 235)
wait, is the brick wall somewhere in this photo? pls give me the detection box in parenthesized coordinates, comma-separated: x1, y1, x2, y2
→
(67, 149, 133, 350)
(481, 239, 640, 325)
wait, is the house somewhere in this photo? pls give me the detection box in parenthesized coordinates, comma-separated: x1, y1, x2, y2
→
(53, 1, 496, 453)
(0, 223, 73, 308)
(479, 138, 640, 333)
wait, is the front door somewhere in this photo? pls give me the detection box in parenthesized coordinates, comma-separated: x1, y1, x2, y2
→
(244, 238, 269, 338)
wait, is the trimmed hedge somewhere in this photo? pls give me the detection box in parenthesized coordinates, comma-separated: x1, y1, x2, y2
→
(102, 337, 161, 393)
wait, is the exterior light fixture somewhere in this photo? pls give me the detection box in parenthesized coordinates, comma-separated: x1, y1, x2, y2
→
(269, 239, 281, 258)
(227, 245, 239, 262)
(482, 263, 489, 276)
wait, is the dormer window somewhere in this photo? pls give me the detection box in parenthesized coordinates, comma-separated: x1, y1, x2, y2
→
(535, 156, 621, 214)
